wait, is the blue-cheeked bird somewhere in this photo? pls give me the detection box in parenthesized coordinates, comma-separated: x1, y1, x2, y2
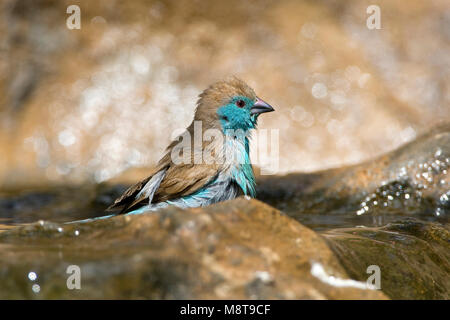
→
(106, 77, 274, 215)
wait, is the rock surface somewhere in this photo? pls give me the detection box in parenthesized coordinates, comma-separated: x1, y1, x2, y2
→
(258, 124, 450, 228)
(323, 219, 450, 299)
(0, 198, 386, 299)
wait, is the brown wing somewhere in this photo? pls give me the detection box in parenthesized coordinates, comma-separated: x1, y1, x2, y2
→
(152, 163, 219, 203)
(108, 124, 221, 213)
(135, 127, 220, 204)
(107, 163, 219, 213)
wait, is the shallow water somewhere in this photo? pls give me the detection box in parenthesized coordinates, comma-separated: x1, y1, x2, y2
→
(0, 181, 447, 233)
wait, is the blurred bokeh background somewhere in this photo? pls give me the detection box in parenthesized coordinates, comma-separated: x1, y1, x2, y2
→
(1, 0, 449, 188)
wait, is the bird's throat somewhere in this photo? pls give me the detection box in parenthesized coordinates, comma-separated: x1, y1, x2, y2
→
(222, 135, 256, 197)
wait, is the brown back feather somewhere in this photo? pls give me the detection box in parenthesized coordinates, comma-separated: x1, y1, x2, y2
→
(106, 175, 152, 212)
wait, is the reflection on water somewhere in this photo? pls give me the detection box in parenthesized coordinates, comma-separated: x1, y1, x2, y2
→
(292, 212, 447, 232)
(0, 184, 118, 228)
(0, 221, 21, 232)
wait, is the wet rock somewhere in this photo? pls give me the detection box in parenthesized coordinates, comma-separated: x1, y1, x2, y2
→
(0, 184, 121, 225)
(323, 219, 450, 299)
(258, 124, 450, 225)
(0, 198, 386, 299)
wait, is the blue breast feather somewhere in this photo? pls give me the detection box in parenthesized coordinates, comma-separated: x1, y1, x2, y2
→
(230, 137, 255, 197)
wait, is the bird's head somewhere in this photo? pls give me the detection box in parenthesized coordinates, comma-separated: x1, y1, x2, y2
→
(194, 77, 274, 133)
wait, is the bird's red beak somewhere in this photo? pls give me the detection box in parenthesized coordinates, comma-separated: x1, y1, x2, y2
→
(251, 97, 275, 115)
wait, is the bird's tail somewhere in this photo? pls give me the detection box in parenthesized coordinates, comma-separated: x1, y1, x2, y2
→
(64, 213, 116, 225)
(64, 205, 153, 225)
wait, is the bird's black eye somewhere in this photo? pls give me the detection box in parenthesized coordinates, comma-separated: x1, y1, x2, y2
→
(236, 99, 245, 108)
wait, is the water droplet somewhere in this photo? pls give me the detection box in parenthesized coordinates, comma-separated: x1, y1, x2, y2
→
(58, 129, 77, 147)
(130, 54, 150, 75)
(435, 148, 442, 157)
(440, 192, 450, 206)
(28, 272, 37, 281)
(254, 271, 273, 284)
(311, 83, 327, 99)
(32, 284, 40, 293)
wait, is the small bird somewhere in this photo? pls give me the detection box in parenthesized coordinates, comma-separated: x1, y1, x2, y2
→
(107, 77, 274, 215)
